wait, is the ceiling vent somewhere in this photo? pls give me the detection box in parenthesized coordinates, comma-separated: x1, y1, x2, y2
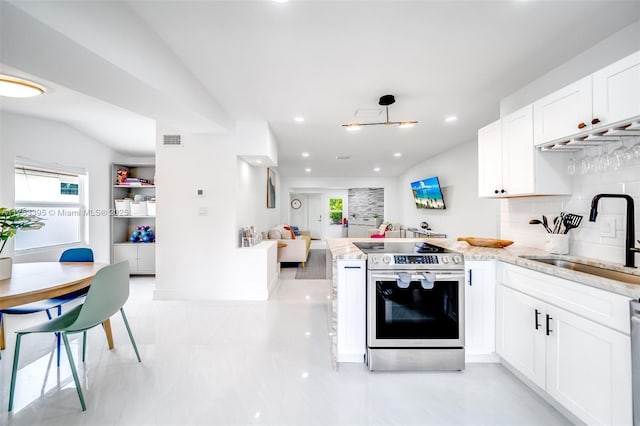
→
(336, 155, 351, 160)
(163, 134, 182, 147)
(355, 108, 382, 118)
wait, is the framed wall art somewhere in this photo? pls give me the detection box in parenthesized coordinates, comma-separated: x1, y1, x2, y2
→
(267, 168, 276, 208)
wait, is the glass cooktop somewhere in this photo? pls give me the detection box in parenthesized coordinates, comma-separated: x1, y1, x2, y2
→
(353, 241, 454, 255)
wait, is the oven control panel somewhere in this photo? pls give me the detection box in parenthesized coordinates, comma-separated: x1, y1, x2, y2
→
(368, 253, 463, 269)
(394, 255, 439, 264)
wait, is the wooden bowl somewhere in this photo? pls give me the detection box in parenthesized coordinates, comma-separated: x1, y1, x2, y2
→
(457, 237, 514, 248)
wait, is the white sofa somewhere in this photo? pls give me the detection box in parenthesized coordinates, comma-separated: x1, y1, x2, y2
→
(263, 227, 311, 266)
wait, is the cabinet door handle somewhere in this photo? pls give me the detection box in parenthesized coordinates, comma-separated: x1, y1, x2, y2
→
(500, 189, 506, 194)
(534, 309, 541, 330)
(591, 118, 601, 125)
(546, 314, 553, 335)
(494, 189, 499, 194)
(468, 269, 473, 286)
(578, 122, 587, 129)
(344, 266, 361, 269)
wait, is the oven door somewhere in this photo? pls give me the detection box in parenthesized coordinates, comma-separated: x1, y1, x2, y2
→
(367, 270, 465, 348)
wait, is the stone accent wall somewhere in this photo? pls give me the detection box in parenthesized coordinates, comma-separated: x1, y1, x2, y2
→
(348, 188, 384, 220)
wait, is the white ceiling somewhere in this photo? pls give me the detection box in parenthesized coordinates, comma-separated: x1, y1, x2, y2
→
(2, 1, 640, 176)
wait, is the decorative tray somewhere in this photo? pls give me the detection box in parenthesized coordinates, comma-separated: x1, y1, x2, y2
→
(457, 237, 514, 248)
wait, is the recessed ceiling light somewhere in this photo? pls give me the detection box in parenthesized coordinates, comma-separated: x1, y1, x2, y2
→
(301, 152, 310, 158)
(373, 167, 381, 172)
(305, 168, 311, 173)
(445, 115, 458, 123)
(393, 152, 402, 158)
(294, 116, 304, 123)
(0, 74, 45, 98)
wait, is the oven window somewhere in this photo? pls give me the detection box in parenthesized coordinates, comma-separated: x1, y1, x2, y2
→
(375, 280, 459, 340)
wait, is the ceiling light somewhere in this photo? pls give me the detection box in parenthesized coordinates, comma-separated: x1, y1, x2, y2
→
(305, 168, 311, 173)
(393, 152, 402, 158)
(0, 75, 45, 98)
(445, 115, 458, 123)
(294, 116, 305, 123)
(301, 152, 310, 158)
(374, 167, 381, 172)
(342, 95, 417, 130)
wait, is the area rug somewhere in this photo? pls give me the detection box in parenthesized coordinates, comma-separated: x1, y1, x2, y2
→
(295, 249, 327, 279)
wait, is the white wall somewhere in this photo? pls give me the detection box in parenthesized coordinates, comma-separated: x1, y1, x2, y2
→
(0, 112, 119, 262)
(154, 124, 281, 301)
(399, 139, 499, 239)
(501, 20, 640, 116)
(236, 158, 281, 241)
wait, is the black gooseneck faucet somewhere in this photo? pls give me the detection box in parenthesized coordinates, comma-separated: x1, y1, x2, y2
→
(589, 194, 640, 268)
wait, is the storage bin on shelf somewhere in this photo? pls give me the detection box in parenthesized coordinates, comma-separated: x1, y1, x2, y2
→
(130, 201, 147, 216)
(114, 199, 131, 215)
(147, 200, 156, 216)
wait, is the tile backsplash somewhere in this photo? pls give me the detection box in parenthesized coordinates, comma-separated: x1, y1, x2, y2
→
(501, 141, 640, 265)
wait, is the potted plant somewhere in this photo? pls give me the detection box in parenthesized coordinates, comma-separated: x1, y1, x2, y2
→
(0, 208, 45, 280)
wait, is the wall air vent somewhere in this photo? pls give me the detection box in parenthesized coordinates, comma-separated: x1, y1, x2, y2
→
(336, 155, 351, 160)
(163, 134, 182, 146)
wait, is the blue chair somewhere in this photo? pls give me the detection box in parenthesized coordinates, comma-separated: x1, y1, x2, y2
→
(8, 261, 141, 412)
(0, 248, 94, 363)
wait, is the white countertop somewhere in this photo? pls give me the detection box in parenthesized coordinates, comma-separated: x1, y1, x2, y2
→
(326, 237, 640, 298)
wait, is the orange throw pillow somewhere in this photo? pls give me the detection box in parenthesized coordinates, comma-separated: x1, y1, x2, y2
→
(283, 226, 296, 240)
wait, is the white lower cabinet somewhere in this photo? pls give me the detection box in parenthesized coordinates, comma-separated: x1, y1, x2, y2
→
(546, 305, 631, 426)
(336, 259, 366, 363)
(464, 260, 497, 361)
(496, 285, 546, 387)
(497, 263, 632, 425)
(113, 244, 156, 274)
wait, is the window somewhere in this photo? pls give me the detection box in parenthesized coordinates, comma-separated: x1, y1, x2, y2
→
(329, 198, 343, 225)
(14, 164, 87, 251)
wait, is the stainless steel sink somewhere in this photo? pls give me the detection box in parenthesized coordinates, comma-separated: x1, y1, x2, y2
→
(519, 256, 640, 285)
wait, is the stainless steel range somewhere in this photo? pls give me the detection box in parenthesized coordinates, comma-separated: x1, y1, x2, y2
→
(353, 241, 465, 371)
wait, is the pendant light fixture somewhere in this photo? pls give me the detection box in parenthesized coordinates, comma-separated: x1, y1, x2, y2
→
(0, 75, 45, 98)
(343, 94, 417, 131)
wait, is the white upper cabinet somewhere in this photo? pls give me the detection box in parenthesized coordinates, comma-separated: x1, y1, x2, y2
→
(502, 104, 534, 196)
(533, 76, 592, 146)
(593, 50, 640, 126)
(477, 119, 503, 197)
(478, 105, 569, 198)
(534, 50, 640, 146)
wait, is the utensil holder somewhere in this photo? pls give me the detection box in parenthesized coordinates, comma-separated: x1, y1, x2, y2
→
(545, 234, 569, 255)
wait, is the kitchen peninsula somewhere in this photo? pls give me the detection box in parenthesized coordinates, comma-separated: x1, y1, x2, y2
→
(327, 237, 639, 426)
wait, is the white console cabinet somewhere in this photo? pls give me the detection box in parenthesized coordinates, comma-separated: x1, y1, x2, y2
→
(464, 260, 497, 362)
(336, 259, 366, 363)
(496, 263, 631, 425)
(113, 244, 156, 274)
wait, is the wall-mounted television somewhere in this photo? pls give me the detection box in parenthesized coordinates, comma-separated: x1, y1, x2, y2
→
(410, 176, 446, 209)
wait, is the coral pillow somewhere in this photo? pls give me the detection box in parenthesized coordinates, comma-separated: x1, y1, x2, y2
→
(283, 225, 296, 240)
(377, 223, 388, 235)
(371, 233, 385, 239)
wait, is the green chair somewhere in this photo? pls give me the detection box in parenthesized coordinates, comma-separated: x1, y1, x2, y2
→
(8, 261, 141, 412)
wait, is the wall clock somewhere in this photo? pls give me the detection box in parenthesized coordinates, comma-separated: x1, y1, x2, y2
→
(291, 198, 302, 209)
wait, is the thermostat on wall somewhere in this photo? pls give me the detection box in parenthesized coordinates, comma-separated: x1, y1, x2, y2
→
(197, 189, 206, 197)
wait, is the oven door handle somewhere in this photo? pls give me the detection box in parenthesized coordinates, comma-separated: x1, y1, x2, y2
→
(370, 273, 465, 281)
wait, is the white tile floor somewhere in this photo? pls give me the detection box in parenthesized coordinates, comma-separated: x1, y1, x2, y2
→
(0, 273, 571, 426)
